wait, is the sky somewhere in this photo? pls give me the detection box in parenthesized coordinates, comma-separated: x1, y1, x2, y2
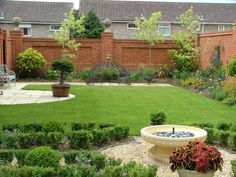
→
(15, 0, 236, 9)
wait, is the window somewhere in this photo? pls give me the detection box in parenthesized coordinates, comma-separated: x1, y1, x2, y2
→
(127, 23, 138, 29)
(19, 24, 32, 36)
(218, 25, 231, 32)
(50, 24, 61, 31)
(158, 24, 171, 36)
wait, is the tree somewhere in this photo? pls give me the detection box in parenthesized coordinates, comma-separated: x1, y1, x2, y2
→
(169, 8, 200, 80)
(81, 10, 105, 38)
(52, 8, 85, 85)
(134, 12, 164, 64)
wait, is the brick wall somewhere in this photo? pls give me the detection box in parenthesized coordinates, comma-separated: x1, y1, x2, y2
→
(198, 29, 235, 68)
(2, 26, 236, 72)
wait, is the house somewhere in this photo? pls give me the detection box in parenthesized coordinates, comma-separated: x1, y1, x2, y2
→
(80, 0, 236, 39)
(0, 0, 73, 38)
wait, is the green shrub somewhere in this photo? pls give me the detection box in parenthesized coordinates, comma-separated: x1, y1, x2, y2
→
(223, 96, 236, 106)
(79, 69, 91, 80)
(2, 133, 20, 148)
(203, 127, 217, 144)
(124, 161, 157, 177)
(231, 160, 236, 177)
(210, 87, 228, 101)
(150, 112, 167, 125)
(71, 122, 96, 131)
(23, 123, 43, 133)
(46, 132, 63, 149)
(96, 67, 120, 81)
(0, 166, 56, 177)
(215, 130, 230, 146)
(43, 69, 58, 80)
(130, 71, 142, 81)
(99, 122, 116, 129)
(223, 77, 236, 98)
(0, 150, 14, 164)
(230, 123, 236, 133)
(12, 149, 29, 166)
(16, 48, 47, 78)
(68, 130, 93, 149)
(42, 121, 64, 133)
(91, 129, 108, 146)
(57, 166, 77, 177)
(230, 133, 236, 151)
(217, 122, 232, 131)
(2, 123, 23, 132)
(110, 126, 129, 141)
(191, 123, 214, 128)
(77, 164, 97, 177)
(228, 56, 236, 76)
(25, 146, 61, 168)
(0, 149, 29, 166)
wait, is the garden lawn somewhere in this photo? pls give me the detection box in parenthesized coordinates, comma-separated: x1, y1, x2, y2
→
(0, 85, 236, 135)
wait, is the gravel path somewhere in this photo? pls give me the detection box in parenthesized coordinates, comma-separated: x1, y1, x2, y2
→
(101, 138, 235, 177)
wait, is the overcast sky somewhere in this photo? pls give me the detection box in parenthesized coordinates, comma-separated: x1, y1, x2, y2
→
(14, 0, 236, 9)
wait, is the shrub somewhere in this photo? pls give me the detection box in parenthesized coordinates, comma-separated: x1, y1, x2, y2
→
(2, 123, 23, 132)
(79, 69, 91, 80)
(91, 129, 108, 146)
(96, 67, 120, 81)
(25, 146, 62, 168)
(217, 122, 232, 131)
(191, 123, 214, 128)
(150, 112, 167, 125)
(71, 122, 96, 131)
(42, 121, 64, 133)
(223, 77, 236, 98)
(43, 69, 58, 80)
(124, 161, 157, 177)
(210, 87, 228, 101)
(230, 123, 236, 133)
(231, 160, 236, 177)
(170, 141, 223, 173)
(46, 132, 64, 149)
(99, 122, 116, 129)
(77, 164, 97, 177)
(203, 127, 217, 144)
(228, 56, 236, 76)
(0, 166, 56, 177)
(130, 71, 142, 81)
(16, 48, 47, 78)
(110, 126, 129, 141)
(216, 130, 230, 146)
(230, 133, 236, 151)
(67, 130, 93, 149)
(23, 123, 43, 133)
(0, 150, 14, 164)
(223, 96, 236, 106)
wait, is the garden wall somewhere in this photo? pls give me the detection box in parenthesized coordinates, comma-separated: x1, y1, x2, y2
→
(198, 26, 236, 68)
(0, 30, 176, 71)
(2, 24, 236, 71)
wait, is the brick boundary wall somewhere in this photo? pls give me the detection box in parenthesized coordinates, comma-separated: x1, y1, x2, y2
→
(1, 24, 236, 72)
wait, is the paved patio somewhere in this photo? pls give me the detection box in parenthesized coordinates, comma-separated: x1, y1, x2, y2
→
(0, 83, 75, 105)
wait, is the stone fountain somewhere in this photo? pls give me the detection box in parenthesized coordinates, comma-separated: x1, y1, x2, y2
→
(141, 125, 207, 163)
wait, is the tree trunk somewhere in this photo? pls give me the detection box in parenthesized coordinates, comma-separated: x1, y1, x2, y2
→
(60, 71, 64, 85)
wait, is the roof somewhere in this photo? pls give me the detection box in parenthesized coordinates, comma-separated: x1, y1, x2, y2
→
(80, 0, 236, 23)
(0, 0, 73, 24)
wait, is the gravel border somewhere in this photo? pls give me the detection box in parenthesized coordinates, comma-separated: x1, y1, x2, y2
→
(101, 138, 234, 177)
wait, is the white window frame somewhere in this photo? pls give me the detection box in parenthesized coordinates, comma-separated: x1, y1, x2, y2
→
(19, 24, 32, 37)
(158, 23, 171, 36)
(218, 25, 231, 32)
(50, 24, 61, 32)
(127, 23, 139, 30)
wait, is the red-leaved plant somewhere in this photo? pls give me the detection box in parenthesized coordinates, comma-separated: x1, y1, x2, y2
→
(170, 141, 223, 173)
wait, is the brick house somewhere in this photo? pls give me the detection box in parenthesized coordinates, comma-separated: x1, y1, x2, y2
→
(80, 0, 236, 39)
(0, 0, 73, 38)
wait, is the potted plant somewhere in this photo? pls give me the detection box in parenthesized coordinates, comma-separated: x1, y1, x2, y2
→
(51, 59, 75, 97)
(170, 141, 223, 177)
(51, 9, 85, 97)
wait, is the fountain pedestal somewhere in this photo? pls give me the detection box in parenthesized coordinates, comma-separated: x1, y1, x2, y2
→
(141, 125, 207, 163)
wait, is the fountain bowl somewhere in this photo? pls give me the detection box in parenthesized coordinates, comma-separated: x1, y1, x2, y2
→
(141, 125, 207, 163)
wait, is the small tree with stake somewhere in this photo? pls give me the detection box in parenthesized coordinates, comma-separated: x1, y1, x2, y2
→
(51, 9, 85, 97)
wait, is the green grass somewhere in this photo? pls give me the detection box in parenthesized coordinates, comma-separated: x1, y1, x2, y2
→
(0, 85, 236, 135)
